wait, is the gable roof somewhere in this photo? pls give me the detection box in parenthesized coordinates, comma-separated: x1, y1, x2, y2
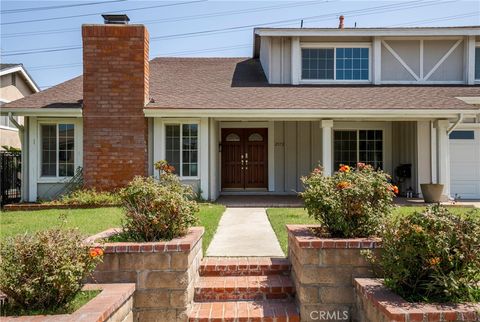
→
(2, 57, 479, 113)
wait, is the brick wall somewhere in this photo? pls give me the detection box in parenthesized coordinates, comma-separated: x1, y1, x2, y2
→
(82, 24, 149, 190)
(287, 225, 382, 322)
(89, 227, 204, 322)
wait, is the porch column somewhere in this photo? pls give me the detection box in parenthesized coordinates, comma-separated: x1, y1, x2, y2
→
(435, 119, 450, 199)
(321, 120, 334, 176)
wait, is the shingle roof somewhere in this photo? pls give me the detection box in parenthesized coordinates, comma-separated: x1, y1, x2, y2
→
(0, 63, 22, 71)
(3, 57, 480, 111)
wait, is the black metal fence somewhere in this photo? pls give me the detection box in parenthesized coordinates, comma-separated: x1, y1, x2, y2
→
(0, 151, 21, 205)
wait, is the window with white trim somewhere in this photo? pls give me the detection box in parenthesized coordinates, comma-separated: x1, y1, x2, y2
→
(334, 130, 383, 170)
(302, 47, 370, 81)
(165, 124, 198, 177)
(40, 123, 75, 177)
(0, 101, 18, 129)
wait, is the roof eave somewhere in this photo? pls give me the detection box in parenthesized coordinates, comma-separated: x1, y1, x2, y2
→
(254, 27, 480, 37)
(0, 65, 41, 93)
(143, 108, 480, 119)
(0, 108, 83, 117)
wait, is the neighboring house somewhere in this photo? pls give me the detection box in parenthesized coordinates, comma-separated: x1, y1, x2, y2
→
(1, 15, 479, 202)
(0, 64, 40, 149)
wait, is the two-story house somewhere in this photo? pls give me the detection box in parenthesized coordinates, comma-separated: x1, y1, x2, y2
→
(0, 64, 39, 150)
(1, 15, 479, 202)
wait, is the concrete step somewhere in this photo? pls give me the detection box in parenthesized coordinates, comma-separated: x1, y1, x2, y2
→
(188, 300, 300, 322)
(200, 257, 290, 276)
(194, 275, 294, 302)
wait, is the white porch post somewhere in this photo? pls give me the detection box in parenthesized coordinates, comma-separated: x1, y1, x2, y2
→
(291, 37, 300, 85)
(200, 117, 209, 200)
(435, 119, 450, 199)
(321, 120, 334, 176)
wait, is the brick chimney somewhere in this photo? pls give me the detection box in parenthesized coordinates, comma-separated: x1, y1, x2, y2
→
(82, 15, 149, 190)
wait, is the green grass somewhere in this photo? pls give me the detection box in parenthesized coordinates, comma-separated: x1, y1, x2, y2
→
(5, 290, 100, 316)
(267, 206, 479, 255)
(0, 204, 225, 252)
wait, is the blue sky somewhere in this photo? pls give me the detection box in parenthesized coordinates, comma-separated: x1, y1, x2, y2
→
(1, 0, 479, 89)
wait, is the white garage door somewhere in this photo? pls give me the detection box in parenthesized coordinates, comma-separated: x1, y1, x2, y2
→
(450, 129, 480, 200)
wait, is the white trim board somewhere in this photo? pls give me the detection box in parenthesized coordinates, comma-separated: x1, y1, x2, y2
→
(0, 65, 40, 93)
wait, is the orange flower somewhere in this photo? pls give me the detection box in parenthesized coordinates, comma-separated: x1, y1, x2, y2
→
(339, 165, 351, 173)
(336, 181, 352, 190)
(390, 185, 399, 195)
(428, 257, 441, 266)
(412, 224, 423, 233)
(89, 247, 104, 258)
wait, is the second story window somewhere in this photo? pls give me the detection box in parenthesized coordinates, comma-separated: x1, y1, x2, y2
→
(301, 46, 370, 81)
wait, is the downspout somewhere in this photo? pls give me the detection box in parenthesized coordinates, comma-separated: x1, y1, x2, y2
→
(8, 112, 26, 201)
(447, 113, 464, 135)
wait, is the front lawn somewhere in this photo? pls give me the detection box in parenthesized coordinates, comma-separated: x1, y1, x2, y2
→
(267, 206, 479, 254)
(0, 204, 225, 253)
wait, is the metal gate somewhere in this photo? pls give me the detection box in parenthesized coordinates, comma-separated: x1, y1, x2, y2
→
(0, 151, 21, 205)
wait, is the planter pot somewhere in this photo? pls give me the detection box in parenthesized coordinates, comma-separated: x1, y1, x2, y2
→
(420, 183, 444, 203)
(287, 225, 382, 322)
(86, 227, 204, 322)
(3, 284, 135, 322)
(355, 278, 480, 322)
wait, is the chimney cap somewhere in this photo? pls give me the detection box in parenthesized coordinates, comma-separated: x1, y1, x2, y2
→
(102, 14, 130, 24)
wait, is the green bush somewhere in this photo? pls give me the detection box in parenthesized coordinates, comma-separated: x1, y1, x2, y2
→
(119, 160, 199, 241)
(52, 188, 120, 206)
(0, 229, 103, 312)
(300, 163, 396, 238)
(368, 206, 480, 303)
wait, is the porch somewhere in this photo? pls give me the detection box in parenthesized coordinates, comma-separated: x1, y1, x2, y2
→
(151, 118, 468, 201)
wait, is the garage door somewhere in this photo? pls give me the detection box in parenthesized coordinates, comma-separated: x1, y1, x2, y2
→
(449, 129, 480, 199)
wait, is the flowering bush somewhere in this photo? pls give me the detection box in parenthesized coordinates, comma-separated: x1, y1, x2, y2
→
(119, 160, 199, 241)
(366, 206, 480, 303)
(0, 229, 102, 312)
(300, 163, 396, 238)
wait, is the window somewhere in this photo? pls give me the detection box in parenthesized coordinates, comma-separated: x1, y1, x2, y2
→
(334, 130, 383, 170)
(336, 48, 369, 80)
(0, 101, 18, 129)
(302, 48, 334, 80)
(301, 46, 370, 81)
(449, 130, 474, 140)
(475, 47, 480, 80)
(40, 123, 75, 177)
(165, 123, 198, 177)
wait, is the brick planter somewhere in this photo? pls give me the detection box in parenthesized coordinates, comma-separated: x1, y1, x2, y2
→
(287, 225, 382, 322)
(355, 278, 480, 322)
(88, 227, 204, 322)
(2, 283, 135, 322)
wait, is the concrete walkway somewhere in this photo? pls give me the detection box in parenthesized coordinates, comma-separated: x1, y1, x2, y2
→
(206, 208, 284, 257)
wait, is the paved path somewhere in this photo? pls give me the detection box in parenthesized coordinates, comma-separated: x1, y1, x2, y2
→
(206, 208, 284, 257)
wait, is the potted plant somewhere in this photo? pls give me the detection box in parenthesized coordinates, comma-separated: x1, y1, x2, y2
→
(420, 182, 444, 203)
(288, 163, 398, 320)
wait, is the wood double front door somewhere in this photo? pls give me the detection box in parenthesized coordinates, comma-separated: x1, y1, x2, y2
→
(221, 128, 268, 190)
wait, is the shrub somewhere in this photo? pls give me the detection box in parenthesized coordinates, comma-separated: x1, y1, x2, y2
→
(300, 163, 396, 238)
(50, 188, 120, 206)
(368, 206, 480, 303)
(0, 229, 103, 312)
(119, 160, 199, 241)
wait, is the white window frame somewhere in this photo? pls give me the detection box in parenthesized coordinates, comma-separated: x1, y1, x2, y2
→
(0, 99, 18, 131)
(332, 127, 386, 171)
(300, 42, 372, 84)
(37, 120, 78, 182)
(163, 120, 200, 180)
